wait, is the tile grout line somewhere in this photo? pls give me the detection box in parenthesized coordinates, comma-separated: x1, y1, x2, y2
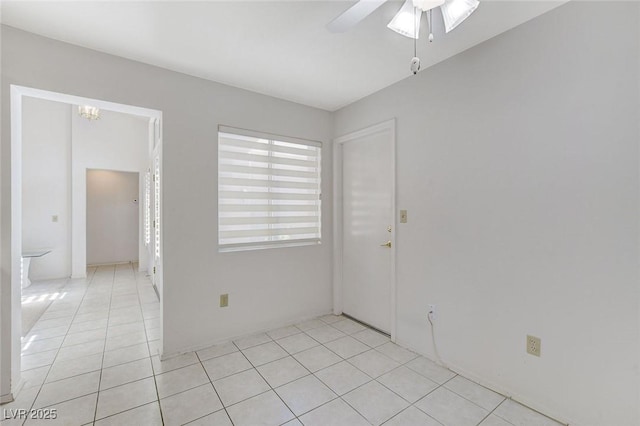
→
(131, 262, 165, 426)
(17, 265, 166, 425)
(22, 268, 98, 423)
(92, 264, 117, 423)
(85, 265, 161, 424)
(195, 351, 235, 425)
(231, 339, 304, 424)
(280, 318, 455, 425)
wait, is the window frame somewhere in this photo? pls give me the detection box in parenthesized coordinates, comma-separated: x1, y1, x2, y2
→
(217, 125, 322, 252)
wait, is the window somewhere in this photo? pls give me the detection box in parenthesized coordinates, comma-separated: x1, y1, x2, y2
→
(218, 126, 321, 251)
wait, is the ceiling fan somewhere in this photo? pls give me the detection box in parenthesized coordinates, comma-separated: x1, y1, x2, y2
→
(327, 0, 479, 38)
(327, 0, 479, 74)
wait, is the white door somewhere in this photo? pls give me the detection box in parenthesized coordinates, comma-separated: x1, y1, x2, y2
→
(340, 121, 395, 334)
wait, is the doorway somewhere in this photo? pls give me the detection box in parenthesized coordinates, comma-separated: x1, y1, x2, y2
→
(86, 169, 140, 266)
(2, 85, 163, 403)
(333, 119, 396, 337)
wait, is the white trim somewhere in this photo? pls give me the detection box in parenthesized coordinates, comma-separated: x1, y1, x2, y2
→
(12, 86, 161, 120)
(332, 118, 397, 341)
(219, 125, 322, 148)
(4, 85, 164, 399)
(219, 240, 321, 253)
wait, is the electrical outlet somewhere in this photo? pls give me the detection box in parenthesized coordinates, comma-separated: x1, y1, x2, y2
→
(526, 335, 541, 357)
(220, 294, 229, 308)
(428, 304, 437, 321)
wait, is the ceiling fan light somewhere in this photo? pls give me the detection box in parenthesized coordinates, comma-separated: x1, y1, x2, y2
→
(441, 0, 479, 33)
(412, 0, 445, 12)
(387, 0, 422, 39)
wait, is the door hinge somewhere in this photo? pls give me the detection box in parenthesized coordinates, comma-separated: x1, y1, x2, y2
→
(153, 267, 156, 274)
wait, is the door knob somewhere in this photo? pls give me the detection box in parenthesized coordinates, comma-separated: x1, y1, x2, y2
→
(380, 240, 392, 248)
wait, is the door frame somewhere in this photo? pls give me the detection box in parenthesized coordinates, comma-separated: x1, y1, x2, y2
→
(3, 85, 163, 403)
(150, 143, 162, 300)
(332, 118, 397, 341)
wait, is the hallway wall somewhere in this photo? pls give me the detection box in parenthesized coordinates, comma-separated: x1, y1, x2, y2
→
(87, 170, 139, 265)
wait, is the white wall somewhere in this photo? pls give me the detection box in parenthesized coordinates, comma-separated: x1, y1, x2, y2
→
(71, 109, 149, 277)
(18, 98, 149, 279)
(0, 22, 334, 374)
(334, 2, 639, 426)
(87, 170, 139, 265)
(22, 98, 71, 280)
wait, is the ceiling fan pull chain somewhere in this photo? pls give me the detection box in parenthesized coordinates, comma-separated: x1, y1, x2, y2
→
(428, 9, 434, 42)
(414, 6, 417, 57)
(410, 5, 421, 75)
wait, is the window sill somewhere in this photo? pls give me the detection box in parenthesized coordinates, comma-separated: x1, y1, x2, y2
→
(218, 241, 321, 253)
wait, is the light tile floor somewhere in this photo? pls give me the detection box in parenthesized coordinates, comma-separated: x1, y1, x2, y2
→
(2, 264, 564, 426)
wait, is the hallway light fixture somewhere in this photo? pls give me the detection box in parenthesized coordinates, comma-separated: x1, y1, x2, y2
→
(78, 105, 100, 120)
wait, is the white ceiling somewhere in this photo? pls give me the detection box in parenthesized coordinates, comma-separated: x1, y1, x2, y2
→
(0, 1, 566, 111)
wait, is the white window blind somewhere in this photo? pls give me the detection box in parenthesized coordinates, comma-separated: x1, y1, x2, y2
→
(218, 126, 322, 251)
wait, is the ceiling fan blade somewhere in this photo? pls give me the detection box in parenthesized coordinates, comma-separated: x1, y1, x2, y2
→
(327, 0, 389, 33)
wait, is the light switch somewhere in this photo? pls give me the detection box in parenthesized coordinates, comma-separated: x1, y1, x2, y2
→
(400, 210, 408, 224)
(52, 215, 59, 223)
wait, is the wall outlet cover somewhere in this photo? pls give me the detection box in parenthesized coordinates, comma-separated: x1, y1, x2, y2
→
(220, 294, 229, 308)
(428, 304, 437, 321)
(526, 335, 541, 357)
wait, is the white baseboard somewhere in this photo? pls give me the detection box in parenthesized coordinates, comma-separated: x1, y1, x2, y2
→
(0, 378, 25, 405)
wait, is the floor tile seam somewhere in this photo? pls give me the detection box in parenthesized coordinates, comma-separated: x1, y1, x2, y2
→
(341, 350, 399, 381)
(196, 347, 242, 364)
(196, 350, 238, 426)
(93, 266, 117, 423)
(320, 336, 374, 361)
(334, 394, 378, 426)
(182, 407, 231, 426)
(231, 340, 301, 421)
(440, 378, 509, 416)
(30, 373, 100, 410)
(26, 272, 97, 415)
(297, 349, 344, 375)
(310, 364, 374, 398)
(99, 365, 155, 392)
(491, 398, 565, 426)
(91, 400, 160, 425)
(384, 404, 445, 426)
(21, 339, 67, 357)
(130, 264, 166, 426)
(271, 333, 318, 357)
(412, 373, 506, 425)
(302, 329, 348, 346)
(94, 394, 159, 422)
(57, 336, 109, 351)
(30, 390, 100, 413)
(374, 370, 441, 407)
(238, 338, 370, 422)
